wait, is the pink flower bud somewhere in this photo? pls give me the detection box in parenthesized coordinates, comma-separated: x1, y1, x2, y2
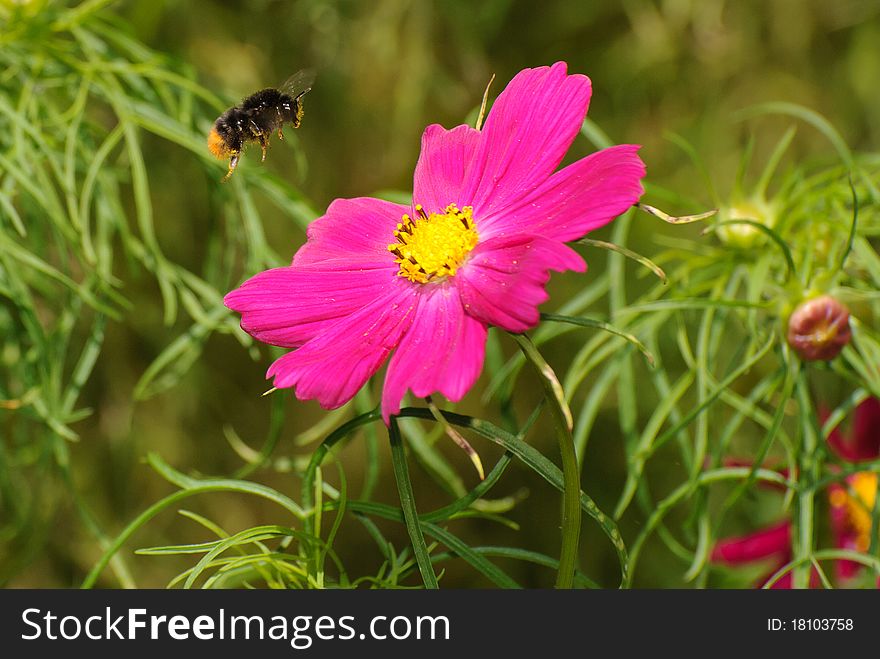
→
(786, 295, 851, 361)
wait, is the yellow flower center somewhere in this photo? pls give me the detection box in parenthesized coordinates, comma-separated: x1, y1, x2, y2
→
(830, 471, 878, 552)
(388, 204, 479, 284)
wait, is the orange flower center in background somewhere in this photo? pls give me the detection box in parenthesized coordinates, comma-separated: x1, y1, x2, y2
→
(830, 471, 878, 552)
(389, 204, 479, 284)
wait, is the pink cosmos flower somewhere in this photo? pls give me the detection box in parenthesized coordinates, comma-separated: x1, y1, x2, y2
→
(224, 62, 646, 421)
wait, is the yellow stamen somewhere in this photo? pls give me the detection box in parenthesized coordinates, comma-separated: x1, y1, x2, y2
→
(388, 203, 479, 284)
(830, 472, 878, 552)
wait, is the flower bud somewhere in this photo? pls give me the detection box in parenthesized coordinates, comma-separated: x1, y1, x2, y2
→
(717, 198, 778, 248)
(786, 295, 851, 361)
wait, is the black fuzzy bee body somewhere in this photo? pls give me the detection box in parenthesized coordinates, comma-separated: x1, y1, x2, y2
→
(207, 70, 314, 181)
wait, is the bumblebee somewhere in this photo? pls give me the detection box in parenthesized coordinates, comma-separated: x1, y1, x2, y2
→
(207, 69, 315, 181)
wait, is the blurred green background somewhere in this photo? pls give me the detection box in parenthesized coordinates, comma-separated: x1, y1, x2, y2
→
(2, 0, 879, 588)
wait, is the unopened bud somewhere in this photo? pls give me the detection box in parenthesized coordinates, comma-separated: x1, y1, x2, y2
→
(786, 295, 851, 361)
(717, 198, 778, 248)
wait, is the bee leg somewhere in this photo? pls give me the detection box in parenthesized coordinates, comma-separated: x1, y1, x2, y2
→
(222, 153, 239, 182)
(276, 108, 285, 141)
(258, 134, 269, 162)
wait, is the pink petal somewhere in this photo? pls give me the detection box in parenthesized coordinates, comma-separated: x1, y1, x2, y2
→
(827, 397, 880, 462)
(266, 284, 418, 409)
(851, 397, 880, 459)
(835, 556, 863, 582)
(827, 425, 859, 462)
(224, 258, 397, 348)
(381, 284, 487, 421)
(478, 144, 645, 242)
(460, 62, 592, 218)
(764, 570, 794, 589)
(412, 124, 481, 214)
(711, 521, 792, 564)
(293, 197, 408, 266)
(456, 234, 585, 333)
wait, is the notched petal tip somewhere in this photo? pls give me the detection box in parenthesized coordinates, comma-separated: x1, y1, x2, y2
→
(478, 143, 646, 242)
(464, 61, 594, 216)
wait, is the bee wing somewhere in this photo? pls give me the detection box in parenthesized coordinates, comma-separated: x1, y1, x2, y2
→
(279, 69, 316, 99)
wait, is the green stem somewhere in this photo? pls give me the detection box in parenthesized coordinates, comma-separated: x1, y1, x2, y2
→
(794, 371, 819, 589)
(512, 333, 580, 588)
(388, 418, 439, 589)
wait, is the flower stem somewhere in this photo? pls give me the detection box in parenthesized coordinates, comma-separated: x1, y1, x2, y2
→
(388, 417, 439, 589)
(512, 332, 580, 588)
(794, 372, 819, 589)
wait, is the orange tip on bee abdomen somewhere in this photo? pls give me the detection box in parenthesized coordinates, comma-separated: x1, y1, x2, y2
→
(207, 126, 231, 159)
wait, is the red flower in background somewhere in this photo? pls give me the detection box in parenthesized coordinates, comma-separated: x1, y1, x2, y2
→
(829, 472, 878, 582)
(712, 397, 880, 587)
(826, 397, 880, 583)
(826, 397, 880, 463)
(711, 521, 797, 588)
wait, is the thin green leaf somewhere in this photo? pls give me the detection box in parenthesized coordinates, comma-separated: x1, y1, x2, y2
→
(541, 312, 655, 366)
(398, 407, 629, 588)
(388, 418, 438, 589)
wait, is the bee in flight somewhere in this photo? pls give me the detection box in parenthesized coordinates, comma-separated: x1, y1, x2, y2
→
(207, 69, 315, 181)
